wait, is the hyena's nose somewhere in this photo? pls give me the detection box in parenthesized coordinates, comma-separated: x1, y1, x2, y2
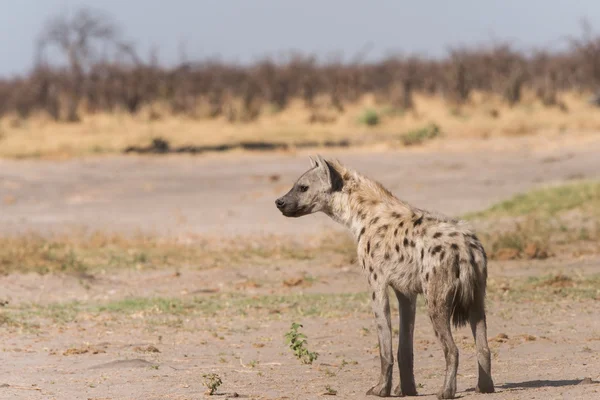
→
(275, 198, 285, 209)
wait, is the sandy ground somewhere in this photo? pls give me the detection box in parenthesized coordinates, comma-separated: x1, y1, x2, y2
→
(0, 135, 600, 399)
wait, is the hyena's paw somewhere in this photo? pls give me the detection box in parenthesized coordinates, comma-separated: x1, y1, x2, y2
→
(436, 387, 456, 399)
(394, 384, 418, 397)
(366, 383, 392, 397)
(475, 382, 495, 393)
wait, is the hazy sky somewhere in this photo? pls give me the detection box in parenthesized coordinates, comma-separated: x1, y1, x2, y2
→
(1, 0, 600, 77)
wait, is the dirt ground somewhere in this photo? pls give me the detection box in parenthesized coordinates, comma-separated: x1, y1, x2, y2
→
(2, 133, 600, 237)
(1, 134, 600, 399)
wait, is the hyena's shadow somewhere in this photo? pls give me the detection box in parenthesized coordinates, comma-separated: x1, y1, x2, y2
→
(464, 377, 598, 393)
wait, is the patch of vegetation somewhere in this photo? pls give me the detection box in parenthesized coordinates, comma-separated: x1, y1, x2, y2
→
(97, 297, 186, 315)
(480, 218, 553, 260)
(529, 274, 574, 289)
(9, 270, 598, 331)
(187, 291, 371, 319)
(0, 313, 15, 327)
(0, 231, 355, 275)
(324, 385, 338, 395)
(202, 373, 222, 395)
(3, 276, 597, 332)
(467, 181, 600, 219)
(482, 217, 600, 260)
(381, 106, 405, 118)
(400, 123, 441, 146)
(285, 322, 319, 364)
(4, 292, 374, 328)
(0, 233, 190, 275)
(465, 181, 600, 259)
(488, 274, 600, 302)
(357, 109, 380, 126)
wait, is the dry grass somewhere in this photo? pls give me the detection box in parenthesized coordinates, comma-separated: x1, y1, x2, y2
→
(488, 274, 600, 302)
(2, 180, 598, 275)
(0, 231, 354, 275)
(467, 180, 600, 260)
(2, 91, 600, 158)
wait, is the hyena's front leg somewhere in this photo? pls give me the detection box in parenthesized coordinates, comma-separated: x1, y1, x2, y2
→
(393, 290, 418, 397)
(367, 284, 393, 397)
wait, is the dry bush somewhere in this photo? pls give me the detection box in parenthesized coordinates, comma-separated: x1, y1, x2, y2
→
(2, 10, 600, 123)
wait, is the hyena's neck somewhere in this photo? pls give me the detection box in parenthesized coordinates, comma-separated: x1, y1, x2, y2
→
(326, 173, 412, 241)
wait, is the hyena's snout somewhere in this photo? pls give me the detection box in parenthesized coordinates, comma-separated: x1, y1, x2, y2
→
(275, 196, 292, 216)
(275, 197, 286, 210)
(275, 194, 303, 218)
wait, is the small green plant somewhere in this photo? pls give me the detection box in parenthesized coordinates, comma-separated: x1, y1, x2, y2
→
(202, 373, 222, 395)
(133, 252, 148, 263)
(400, 123, 441, 146)
(358, 109, 380, 126)
(324, 385, 338, 395)
(285, 322, 318, 364)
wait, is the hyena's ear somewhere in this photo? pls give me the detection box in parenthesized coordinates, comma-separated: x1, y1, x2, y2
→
(316, 154, 343, 192)
(309, 156, 318, 168)
(315, 154, 328, 177)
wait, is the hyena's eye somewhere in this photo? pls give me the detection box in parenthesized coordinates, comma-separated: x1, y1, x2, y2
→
(298, 185, 309, 192)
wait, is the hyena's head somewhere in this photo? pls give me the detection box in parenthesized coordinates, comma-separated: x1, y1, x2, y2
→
(275, 155, 343, 218)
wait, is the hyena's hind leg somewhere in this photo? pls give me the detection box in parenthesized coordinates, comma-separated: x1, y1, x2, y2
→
(366, 284, 394, 397)
(469, 296, 495, 393)
(393, 290, 418, 397)
(427, 294, 459, 399)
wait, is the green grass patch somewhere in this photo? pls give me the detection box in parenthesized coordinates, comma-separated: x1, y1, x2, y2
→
(5, 274, 598, 330)
(400, 123, 441, 146)
(357, 109, 380, 126)
(5, 292, 373, 327)
(467, 181, 600, 219)
(381, 106, 406, 118)
(463, 180, 600, 259)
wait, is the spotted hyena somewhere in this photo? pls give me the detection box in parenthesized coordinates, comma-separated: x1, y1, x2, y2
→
(275, 155, 494, 399)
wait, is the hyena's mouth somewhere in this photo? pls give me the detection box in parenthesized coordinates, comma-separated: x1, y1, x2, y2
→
(279, 208, 303, 218)
(279, 205, 311, 218)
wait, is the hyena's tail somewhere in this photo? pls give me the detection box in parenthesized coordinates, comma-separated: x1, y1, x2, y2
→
(450, 237, 488, 329)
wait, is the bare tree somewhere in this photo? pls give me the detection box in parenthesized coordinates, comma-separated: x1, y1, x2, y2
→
(568, 19, 600, 95)
(37, 7, 118, 121)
